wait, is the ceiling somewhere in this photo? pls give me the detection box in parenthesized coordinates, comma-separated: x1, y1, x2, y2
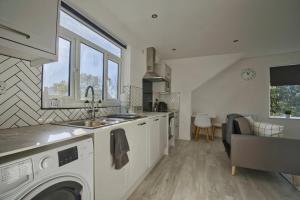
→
(71, 0, 300, 59)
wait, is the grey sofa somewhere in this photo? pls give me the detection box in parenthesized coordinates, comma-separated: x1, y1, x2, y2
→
(222, 115, 300, 176)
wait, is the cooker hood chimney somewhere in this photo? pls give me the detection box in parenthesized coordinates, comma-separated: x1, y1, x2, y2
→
(143, 47, 165, 82)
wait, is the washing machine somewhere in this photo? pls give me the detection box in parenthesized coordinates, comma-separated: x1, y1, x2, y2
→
(0, 138, 94, 200)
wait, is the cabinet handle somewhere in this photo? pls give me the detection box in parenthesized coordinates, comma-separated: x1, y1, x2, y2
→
(138, 122, 146, 126)
(154, 119, 159, 121)
(162, 116, 167, 118)
(0, 24, 30, 39)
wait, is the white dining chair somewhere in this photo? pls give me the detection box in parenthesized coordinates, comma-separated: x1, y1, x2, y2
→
(194, 114, 212, 142)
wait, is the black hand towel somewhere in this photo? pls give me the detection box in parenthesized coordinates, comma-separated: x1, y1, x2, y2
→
(110, 128, 130, 169)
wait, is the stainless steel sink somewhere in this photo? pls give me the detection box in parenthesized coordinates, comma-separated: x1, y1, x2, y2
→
(53, 118, 127, 129)
(106, 113, 146, 120)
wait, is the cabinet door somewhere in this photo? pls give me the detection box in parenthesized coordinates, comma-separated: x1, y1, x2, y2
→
(94, 125, 130, 200)
(0, 0, 59, 54)
(149, 118, 160, 168)
(160, 115, 168, 155)
(127, 120, 148, 188)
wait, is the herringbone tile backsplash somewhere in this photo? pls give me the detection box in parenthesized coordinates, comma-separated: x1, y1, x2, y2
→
(0, 55, 120, 129)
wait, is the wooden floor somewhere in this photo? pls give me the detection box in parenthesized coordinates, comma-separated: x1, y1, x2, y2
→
(129, 138, 300, 200)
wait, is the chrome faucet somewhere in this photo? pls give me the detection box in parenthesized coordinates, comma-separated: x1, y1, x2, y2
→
(85, 86, 95, 120)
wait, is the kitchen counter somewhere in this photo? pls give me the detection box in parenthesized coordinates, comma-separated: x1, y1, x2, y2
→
(0, 113, 172, 158)
(0, 124, 92, 158)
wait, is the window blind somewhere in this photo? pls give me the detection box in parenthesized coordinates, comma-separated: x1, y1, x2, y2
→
(61, 1, 127, 49)
(270, 64, 300, 86)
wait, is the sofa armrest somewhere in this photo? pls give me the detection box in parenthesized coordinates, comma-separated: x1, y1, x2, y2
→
(231, 134, 300, 175)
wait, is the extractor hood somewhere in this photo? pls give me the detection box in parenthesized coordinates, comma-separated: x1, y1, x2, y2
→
(143, 47, 166, 82)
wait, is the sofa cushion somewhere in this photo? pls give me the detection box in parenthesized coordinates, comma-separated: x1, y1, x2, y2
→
(253, 122, 284, 137)
(245, 116, 255, 131)
(233, 117, 253, 135)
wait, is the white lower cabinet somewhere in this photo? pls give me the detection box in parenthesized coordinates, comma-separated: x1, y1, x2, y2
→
(94, 124, 130, 200)
(149, 117, 161, 168)
(127, 120, 149, 188)
(160, 115, 168, 155)
(94, 115, 168, 200)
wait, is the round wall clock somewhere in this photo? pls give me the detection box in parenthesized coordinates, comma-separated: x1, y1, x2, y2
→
(241, 68, 256, 80)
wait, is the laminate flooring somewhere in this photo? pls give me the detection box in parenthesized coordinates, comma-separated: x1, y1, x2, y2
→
(128, 138, 300, 200)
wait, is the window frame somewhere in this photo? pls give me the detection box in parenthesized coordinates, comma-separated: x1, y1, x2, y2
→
(106, 57, 121, 101)
(42, 8, 123, 108)
(269, 85, 300, 120)
(42, 34, 75, 104)
(269, 65, 300, 119)
(61, 9, 122, 58)
(77, 41, 105, 101)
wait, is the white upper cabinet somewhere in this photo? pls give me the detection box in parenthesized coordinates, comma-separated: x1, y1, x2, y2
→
(0, 0, 60, 66)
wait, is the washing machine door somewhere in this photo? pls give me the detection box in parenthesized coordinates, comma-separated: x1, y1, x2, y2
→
(31, 181, 82, 200)
(21, 176, 90, 200)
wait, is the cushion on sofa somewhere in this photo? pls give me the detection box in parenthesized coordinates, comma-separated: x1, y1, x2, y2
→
(253, 122, 284, 137)
(233, 117, 253, 135)
(245, 116, 255, 131)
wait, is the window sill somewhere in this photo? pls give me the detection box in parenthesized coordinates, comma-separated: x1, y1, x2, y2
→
(42, 96, 120, 109)
(269, 116, 300, 120)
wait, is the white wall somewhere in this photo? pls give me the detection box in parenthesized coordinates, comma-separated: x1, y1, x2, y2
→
(164, 53, 244, 140)
(129, 48, 146, 88)
(192, 51, 300, 139)
(121, 46, 146, 88)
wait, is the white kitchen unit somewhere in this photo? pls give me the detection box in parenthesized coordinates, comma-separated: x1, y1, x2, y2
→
(174, 111, 180, 139)
(126, 120, 149, 190)
(94, 114, 168, 200)
(94, 123, 131, 200)
(149, 117, 161, 168)
(0, 0, 60, 66)
(160, 115, 168, 155)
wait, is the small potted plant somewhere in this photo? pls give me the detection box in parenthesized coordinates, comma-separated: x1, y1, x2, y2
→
(284, 110, 292, 118)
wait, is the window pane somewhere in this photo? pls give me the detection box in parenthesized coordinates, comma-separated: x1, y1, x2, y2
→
(60, 11, 121, 57)
(80, 43, 104, 100)
(270, 85, 300, 117)
(43, 38, 70, 96)
(107, 60, 119, 99)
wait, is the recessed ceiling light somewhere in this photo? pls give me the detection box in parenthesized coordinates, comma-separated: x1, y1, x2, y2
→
(172, 48, 176, 51)
(152, 14, 158, 19)
(233, 39, 239, 43)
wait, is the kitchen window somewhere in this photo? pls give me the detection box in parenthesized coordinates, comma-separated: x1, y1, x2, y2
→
(79, 43, 104, 101)
(60, 11, 121, 57)
(107, 60, 119, 99)
(43, 37, 71, 97)
(42, 7, 123, 108)
(270, 65, 300, 118)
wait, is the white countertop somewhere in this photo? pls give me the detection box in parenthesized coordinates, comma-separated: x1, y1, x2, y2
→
(0, 113, 171, 158)
(0, 124, 92, 158)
